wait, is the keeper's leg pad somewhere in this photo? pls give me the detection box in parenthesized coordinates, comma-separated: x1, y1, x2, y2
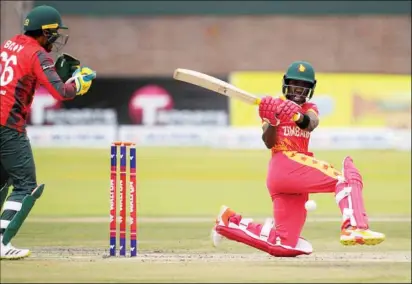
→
(335, 157, 368, 229)
(1, 184, 45, 245)
(215, 216, 312, 257)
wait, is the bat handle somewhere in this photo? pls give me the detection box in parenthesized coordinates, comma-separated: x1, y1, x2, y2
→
(292, 113, 301, 122)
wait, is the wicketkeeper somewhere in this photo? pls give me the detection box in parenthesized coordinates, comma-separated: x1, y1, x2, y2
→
(0, 5, 96, 260)
(211, 61, 385, 257)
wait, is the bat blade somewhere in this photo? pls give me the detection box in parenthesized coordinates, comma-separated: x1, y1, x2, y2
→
(173, 68, 260, 105)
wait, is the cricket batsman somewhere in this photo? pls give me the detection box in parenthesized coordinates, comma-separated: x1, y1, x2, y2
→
(211, 61, 385, 257)
(0, 5, 96, 259)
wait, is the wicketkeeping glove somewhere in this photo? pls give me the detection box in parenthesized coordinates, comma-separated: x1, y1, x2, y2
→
(67, 66, 97, 96)
(55, 53, 81, 83)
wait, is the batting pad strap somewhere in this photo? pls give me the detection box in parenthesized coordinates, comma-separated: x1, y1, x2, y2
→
(239, 218, 253, 230)
(260, 218, 274, 242)
(3, 201, 22, 211)
(335, 186, 352, 204)
(0, 220, 11, 229)
(336, 176, 346, 186)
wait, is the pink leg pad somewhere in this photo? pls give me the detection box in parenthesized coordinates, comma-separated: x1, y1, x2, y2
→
(335, 156, 369, 229)
(215, 215, 312, 257)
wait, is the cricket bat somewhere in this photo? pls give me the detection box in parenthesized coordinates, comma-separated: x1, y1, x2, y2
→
(173, 68, 300, 121)
(173, 68, 261, 105)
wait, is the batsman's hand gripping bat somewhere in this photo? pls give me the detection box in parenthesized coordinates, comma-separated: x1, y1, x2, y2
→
(173, 68, 301, 121)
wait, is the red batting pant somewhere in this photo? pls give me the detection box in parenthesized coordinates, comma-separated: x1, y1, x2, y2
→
(267, 151, 341, 247)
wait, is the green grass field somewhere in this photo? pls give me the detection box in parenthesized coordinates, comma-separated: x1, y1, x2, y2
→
(1, 148, 411, 283)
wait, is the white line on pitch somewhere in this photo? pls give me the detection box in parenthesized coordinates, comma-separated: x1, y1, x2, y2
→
(27, 216, 412, 223)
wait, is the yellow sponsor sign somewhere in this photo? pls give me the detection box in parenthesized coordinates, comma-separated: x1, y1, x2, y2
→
(229, 72, 411, 128)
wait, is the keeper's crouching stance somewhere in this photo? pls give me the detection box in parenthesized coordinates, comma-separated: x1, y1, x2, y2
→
(211, 61, 385, 257)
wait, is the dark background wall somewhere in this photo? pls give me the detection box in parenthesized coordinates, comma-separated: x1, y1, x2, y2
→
(33, 1, 411, 16)
(3, 1, 411, 76)
(57, 15, 411, 76)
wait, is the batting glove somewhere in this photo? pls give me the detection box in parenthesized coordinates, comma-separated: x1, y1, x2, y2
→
(258, 96, 283, 126)
(276, 99, 302, 122)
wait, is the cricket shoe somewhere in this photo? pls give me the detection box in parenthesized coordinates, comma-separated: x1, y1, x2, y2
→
(340, 226, 385, 246)
(211, 205, 236, 247)
(0, 235, 31, 260)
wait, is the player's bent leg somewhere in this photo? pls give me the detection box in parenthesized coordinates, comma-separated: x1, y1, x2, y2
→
(0, 184, 44, 260)
(212, 206, 312, 257)
(268, 152, 340, 194)
(335, 156, 385, 246)
(0, 127, 42, 258)
(1, 184, 45, 245)
(272, 193, 309, 249)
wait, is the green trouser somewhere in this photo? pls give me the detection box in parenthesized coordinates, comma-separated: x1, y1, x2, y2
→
(0, 126, 38, 239)
(0, 162, 11, 211)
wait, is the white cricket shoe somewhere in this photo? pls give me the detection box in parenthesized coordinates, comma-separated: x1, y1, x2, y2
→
(211, 205, 236, 247)
(0, 235, 31, 260)
(211, 228, 224, 247)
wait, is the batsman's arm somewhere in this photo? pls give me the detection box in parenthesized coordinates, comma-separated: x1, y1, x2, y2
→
(32, 50, 77, 101)
(295, 110, 319, 132)
(262, 121, 277, 149)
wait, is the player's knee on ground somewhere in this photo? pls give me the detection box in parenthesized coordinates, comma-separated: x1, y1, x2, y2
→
(272, 193, 308, 248)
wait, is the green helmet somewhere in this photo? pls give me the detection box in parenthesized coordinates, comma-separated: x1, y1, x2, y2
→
(23, 5, 68, 52)
(23, 5, 67, 32)
(282, 61, 317, 104)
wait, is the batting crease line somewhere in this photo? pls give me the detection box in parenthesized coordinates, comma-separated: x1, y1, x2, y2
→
(27, 216, 412, 223)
